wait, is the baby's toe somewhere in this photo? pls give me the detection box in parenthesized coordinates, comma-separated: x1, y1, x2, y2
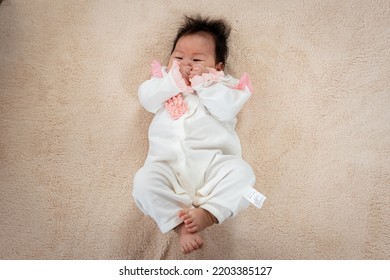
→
(190, 239, 200, 250)
(178, 209, 189, 218)
(186, 224, 199, 233)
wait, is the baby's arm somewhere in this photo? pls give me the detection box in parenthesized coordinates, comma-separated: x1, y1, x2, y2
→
(138, 76, 179, 113)
(192, 73, 253, 121)
(138, 61, 192, 113)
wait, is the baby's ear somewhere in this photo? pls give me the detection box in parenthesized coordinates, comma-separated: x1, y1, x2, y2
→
(215, 62, 224, 71)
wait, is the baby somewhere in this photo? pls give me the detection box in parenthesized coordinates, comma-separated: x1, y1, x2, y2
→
(133, 15, 262, 254)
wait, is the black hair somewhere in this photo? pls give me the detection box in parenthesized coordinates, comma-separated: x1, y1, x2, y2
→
(171, 15, 231, 65)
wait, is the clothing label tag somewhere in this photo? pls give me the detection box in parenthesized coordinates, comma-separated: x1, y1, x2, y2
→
(244, 188, 266, 208)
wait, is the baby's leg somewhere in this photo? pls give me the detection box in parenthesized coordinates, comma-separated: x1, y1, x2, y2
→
(193, 155, 256, 225)
(178, 208, 217, 233)
(132, 162, 193, 233)
(175, 223, 203, 254)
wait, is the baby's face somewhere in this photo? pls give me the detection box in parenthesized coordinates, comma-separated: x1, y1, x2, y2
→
(168, 32, 223, 71)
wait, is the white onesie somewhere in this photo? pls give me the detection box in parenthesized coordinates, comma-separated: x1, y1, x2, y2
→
(133, 60, 257, 233)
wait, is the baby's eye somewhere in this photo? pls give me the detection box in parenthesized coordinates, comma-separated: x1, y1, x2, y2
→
(193, 59, 203, 62)
(174, 57, 183, 60)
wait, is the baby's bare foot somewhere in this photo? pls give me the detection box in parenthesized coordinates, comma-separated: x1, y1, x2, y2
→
(178, 208, 217, 233)
(175, 223, 203, 254)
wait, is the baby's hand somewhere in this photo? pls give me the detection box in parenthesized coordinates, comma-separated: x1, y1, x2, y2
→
(189, 64, 209, 80)
(179, 65, 192, 86)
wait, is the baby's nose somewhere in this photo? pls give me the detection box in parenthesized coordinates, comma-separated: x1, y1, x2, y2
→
(181, 58, 193, 67)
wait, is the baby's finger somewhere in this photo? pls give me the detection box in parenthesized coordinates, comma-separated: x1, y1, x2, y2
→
(192, 64, 203, 71)
(189, 71, 199, 80)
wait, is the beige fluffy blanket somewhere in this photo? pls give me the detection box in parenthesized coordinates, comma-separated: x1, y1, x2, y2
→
(0, 0, 389, 259)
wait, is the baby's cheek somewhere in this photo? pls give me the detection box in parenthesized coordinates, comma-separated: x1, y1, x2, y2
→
(167, 60, 174, 70)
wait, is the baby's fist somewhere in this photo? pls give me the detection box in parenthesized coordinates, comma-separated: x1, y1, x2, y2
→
(179, 65, 192, 85)
(189, 64, 209, 80)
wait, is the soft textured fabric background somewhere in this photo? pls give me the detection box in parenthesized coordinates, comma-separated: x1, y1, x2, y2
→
(0, 0, 389, 259)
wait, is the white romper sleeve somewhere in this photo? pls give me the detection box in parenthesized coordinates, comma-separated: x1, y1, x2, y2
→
(138, 60, 193, 114)
(191, 71, 253, 122)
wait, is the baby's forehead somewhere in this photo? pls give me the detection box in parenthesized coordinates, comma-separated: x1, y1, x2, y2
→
(180, 31, 215, 42)
(174, 32, 215, 50)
